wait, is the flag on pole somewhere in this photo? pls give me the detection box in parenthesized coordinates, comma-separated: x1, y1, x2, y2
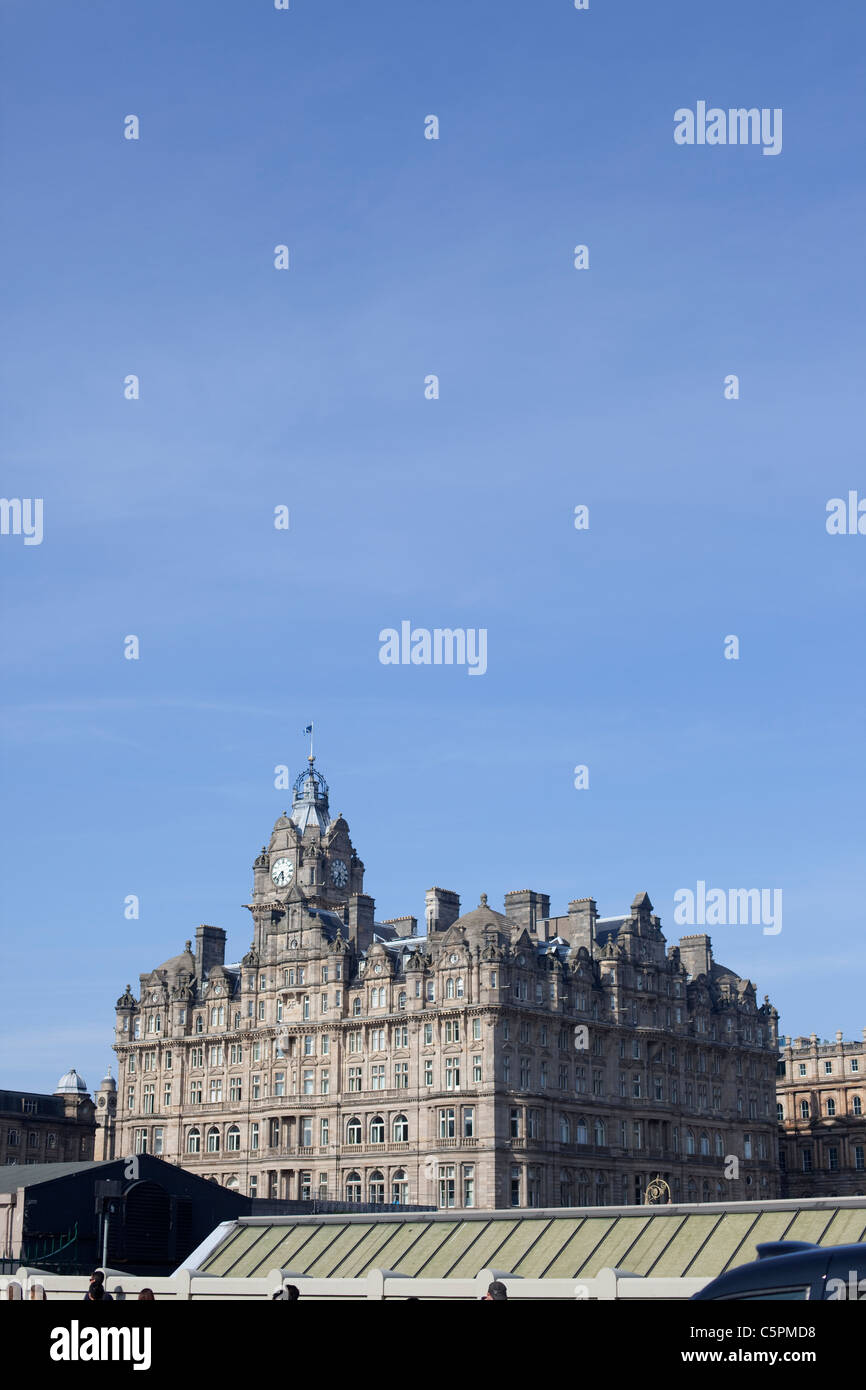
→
(304, 724, 313, 735)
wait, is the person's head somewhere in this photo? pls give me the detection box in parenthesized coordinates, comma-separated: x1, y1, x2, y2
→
(286, 1285, 300, 1301)
(138, 1288, 155, 1301)
(88, 1283, 106, 1300)
(89, 1270, 105, 1286)
(485, 1280, 508, 1301)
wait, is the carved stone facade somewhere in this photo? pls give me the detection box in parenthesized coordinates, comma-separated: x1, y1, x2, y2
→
(114, 758, 780, 1208)
(777, 1030, 866, 1196)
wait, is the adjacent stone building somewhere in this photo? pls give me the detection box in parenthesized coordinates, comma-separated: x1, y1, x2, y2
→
(0, 1071, 96, 1168)
(777, 1030, 866, 1196)
(114, 757, 780, 1208)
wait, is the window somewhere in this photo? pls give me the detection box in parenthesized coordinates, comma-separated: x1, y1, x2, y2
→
(445, 1058, 460, 1091)
(828, 1146, 839, 1171)
(446, 977, 455, 1000)
(593, 1119, 605, 1146)
(300, 1171, 312, 1201)
(423, 1022, 434, 1045)
(395, 1061, 409, 1089)
(856, 1146, 865, 1172)
(398, 991, 406, 1009)
(249, 1175, 258, 1198)
(503, 1055, 511, 1085)
(347, 1117, 362, 1145)
(686, 1129, 696, 1155)
(258, 1001, 265, 1021)
(438, 1164, 456, 1208)
(370, 1116, 385, 1143)
(189, 1081, 202, 1105)
(353, 998, 362, 1017)
(560, 1114, 570, 1143)
(853, 1096, 862, 1116)
(800, 1100, 810, 1119)
(133, 1128, 148, 1155)
(424, 1059, 434, 1087)
(473, 1018, 481, 1041)
(394, 1025, 408, 1048)
(127, 1086, 135, 1110)
(852, 1059, 860, 1073)
(302, 996, 310, 1020)
(632, 1074, 641, 1099)
(801, 1148, 813, 1172)
(824, 1060, 833, 1074)
(371, 1063, 386, 1090)
(510, 1166, 521, 1207)
(229, 1077, 242, 1102)
(274, 1073, 285, 1097)
(320, 1116, 329, 1146)
(143, 1083, 155, 1114)
(798, 1063, 807, 1076)
(445, 1019, 460, 1043)
(250, 1123, 259, 1151)
(371, 1028, 385, 1051)
(510, 1107, 521, 1140)
(463, 1165, 475, 1208)
(187, 1127, 201, 1154)
(346, 1171, 362, 1202)
(303, 1069, 314, 1095)
(128, 1055, 136, 1075)
(826, 1098, 836, 1116)
(209, 1079, 223, 1103)
(393, 1114, 409, 1142)
(777, 1101, 784, 1122)
(463, 1106, 475, 1139)
(490, 972, 497, 988)
(153, 1127, 163, 1156)
(301, 1117, 313, 1147)
(392, 1169, 408, 1205)
(252, 1075, 261, 1100)
(320, 1069, 330, 1095)
(208, 1044, 223, 1066)
(227, 1125, 240, 1152)
(473, 1055, 482, 1083)
(348, 1066, 362, 1092)
(303, 1034, 315, 1056)
(439, 1108, 456, 1139)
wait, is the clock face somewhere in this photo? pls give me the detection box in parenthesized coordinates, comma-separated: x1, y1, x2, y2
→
(449, 953, 458, 964)
(330, 859, 348, 887)
(271, 857, 294, 887)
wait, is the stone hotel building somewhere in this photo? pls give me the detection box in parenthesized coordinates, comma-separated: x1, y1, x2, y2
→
(115, 758, 780, 1208)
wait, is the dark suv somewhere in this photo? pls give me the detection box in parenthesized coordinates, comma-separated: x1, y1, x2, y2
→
(691, 1240, 866, 1300)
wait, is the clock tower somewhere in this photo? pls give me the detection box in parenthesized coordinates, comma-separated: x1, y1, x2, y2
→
(250, 755, 364, 921)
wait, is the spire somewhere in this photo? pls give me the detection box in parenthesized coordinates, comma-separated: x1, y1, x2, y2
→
(291, 736, 330, 836)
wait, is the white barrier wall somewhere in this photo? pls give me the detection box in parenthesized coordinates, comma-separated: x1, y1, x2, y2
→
(1, 1265, 710, 1301)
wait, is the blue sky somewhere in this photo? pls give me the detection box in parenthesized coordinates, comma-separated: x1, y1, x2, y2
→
(1, 0, 864, 1093)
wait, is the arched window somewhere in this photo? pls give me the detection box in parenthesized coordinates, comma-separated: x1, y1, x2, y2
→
(345, 1171, 361, 1202)
(391, 1169, 408, 1205)
(226, 1125, 240, 1152)
(853, 1096, 862, 1116)
(346, 1117, 361, 1145)
(714, 1132, 724, 1157)
(369, 1116, 385, 1144)
(392, 1114, 409, 1143)
(559, 1114, 570, 1144)
(716, 1181, 724, 1200)
(195, 1015, 203, 1034)
(353, 997, 362, 1017)
(687, 1178, 697, 1202)
(398, 991, 406, 1009)
(576, 1117, 588, 1145)
(800, 1100, 810, 1119)
(577, 1170, 590, 1206)
(776, 1102, 784, 1122)
(446, 978, 455, 999)
(225, 1175, 239, 1191)
(206, 1126, 220, 1153)
(187, 1127, 201, 1154)
(593, 1118, 606, 1147)
(559, 1168, 571, 1206)
(686, 1129, 696, 1155)
(595, 1172, 607, 1206)
(369, 1170, 385, 1204)
(673, 1125, 680, 1153)
(826, 1099, 836, 1116)
(702, 1181, 710, 1203)
(456, 977, 464, 998)
(699, 1131, 710, 1156)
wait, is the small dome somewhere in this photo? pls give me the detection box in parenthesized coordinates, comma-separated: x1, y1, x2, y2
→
(56, 1068, 88, 1094)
